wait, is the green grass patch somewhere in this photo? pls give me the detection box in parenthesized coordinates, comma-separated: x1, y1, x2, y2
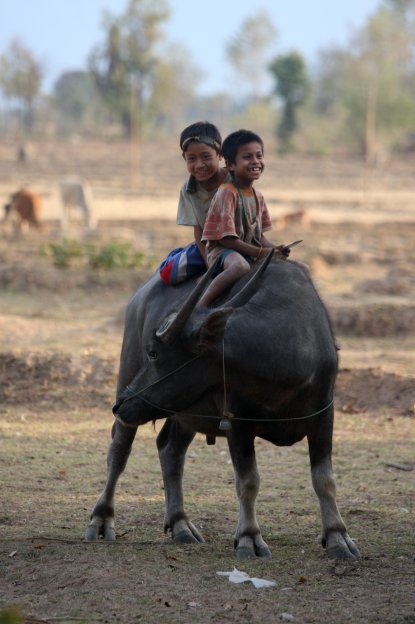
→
(42, 239, 152, 270)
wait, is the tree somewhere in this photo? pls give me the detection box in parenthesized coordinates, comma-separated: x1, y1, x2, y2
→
(312, 47, 350, 116)
(312, 3, 415, 160)
(0, 38, 43, 132)
(53, 71, 106, 135)
(226, 11, 278, 98)
(147, 45, 201, 135)
(88, 0, 170, 136)
(269, 51, 309, 153)
(347, 9, 414, 160)
(382, 0, 415, 18)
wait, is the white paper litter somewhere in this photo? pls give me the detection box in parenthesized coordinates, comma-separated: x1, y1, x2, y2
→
(217, 567, 276, 588)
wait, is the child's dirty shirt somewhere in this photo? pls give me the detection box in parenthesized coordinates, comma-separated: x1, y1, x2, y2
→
(176, 170, 232, 228)
(202, 182, 272, 265)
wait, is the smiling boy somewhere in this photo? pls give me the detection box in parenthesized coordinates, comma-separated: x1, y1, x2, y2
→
(160, 122, 232, 285)
(198, 129, 290, 307)
(176, 122, 230, 265)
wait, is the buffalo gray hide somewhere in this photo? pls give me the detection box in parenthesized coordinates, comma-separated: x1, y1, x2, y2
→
(85, 257, 360, 561)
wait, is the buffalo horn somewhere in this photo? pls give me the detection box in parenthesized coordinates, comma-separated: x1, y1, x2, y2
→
(156, 259, 219, 343)
(226, 248, 274, 308)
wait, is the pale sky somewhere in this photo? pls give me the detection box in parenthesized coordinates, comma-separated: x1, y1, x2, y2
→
(0, 0, 381, 95)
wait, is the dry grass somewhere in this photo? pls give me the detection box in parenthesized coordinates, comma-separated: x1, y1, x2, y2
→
(0, 140, 414, 624)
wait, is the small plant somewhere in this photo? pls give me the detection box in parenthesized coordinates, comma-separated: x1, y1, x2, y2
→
(48, 239, 83, 268)
(130, 251, 147, 268)
(87, 241, 131, 269)
(44, 239, 152, 270)
(0, 607, 23, 624)
(87, 241, 147, 270)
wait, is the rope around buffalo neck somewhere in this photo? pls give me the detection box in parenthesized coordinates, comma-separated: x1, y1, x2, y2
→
(123, 393, 335, 423)
(118, 340, 334, 425)
(123, 353, 203, 400)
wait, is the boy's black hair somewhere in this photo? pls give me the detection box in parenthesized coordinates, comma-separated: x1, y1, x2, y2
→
(180, 121, 222, 152)
(222, 129, 264, 164)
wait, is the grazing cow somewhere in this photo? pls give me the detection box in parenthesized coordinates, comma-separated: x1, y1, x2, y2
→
(3, 189, 43, 232)
(59, 177, 96, 230)
(85, 253, 359, 561)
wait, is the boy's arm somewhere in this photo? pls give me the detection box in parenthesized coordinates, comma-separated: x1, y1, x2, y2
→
(176, 184, 198, 226)
(211, 235, 290, 260)
(261, 234, 275, 248)
(261, 234, 291, 258)
(218, 236, 268, 259)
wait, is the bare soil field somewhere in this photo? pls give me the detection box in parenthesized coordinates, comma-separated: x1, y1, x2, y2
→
(0, 139, 414, 624)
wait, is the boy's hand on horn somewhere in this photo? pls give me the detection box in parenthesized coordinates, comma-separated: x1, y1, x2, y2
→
(273, 245, 291, 258)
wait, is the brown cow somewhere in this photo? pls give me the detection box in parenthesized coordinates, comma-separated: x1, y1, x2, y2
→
(3, 189, 43, 232)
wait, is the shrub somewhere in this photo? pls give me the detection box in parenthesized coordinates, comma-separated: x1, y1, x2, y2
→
(48, 239, 83, 268)
(45, 240, 151, 270)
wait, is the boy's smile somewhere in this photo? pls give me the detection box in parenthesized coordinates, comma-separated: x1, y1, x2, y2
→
(227, 141, 265, 188)
(183, 142, 222, 189)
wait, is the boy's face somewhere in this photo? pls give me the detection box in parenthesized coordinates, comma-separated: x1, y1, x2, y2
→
(182, 142, 221, 184)
(227, 141, 265, 187)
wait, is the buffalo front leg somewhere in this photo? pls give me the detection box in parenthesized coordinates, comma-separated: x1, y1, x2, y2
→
(157, 418, 204, 544)
(227, 429, 271, 559)
(308, 411, 360, 560)
(85, 420, 137, 541)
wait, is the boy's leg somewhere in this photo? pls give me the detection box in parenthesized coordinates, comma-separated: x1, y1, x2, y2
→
(198, 252, 250, 307)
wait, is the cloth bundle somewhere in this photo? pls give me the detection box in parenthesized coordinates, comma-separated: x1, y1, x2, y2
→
(159, 242, 206, 285)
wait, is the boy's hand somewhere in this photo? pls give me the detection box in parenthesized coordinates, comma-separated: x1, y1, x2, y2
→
(274, 245, 291, 258)
(273, 239, 303, 258)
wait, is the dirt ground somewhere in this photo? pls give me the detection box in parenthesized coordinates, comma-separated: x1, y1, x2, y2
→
(0, 139, 414, 624)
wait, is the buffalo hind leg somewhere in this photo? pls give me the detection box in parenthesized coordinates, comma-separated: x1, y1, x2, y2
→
(85, 420, 137, 541)
(157, 418, 204, 544)
(227, 430, 271, 559)
(308, 413, 360, 560)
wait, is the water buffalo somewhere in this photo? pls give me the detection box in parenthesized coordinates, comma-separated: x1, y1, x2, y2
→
(85, 253, 359, 561)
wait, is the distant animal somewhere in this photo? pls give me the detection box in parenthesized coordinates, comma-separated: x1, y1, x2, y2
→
(3, 189, 43, 232)
(85, 253, 360, 562)
(59, 177, 96, 230)
(17, 145, 27, 163)
(275, 209, 310, 230)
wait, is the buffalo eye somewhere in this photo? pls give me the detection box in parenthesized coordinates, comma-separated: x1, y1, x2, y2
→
(148, 350, 158, 360)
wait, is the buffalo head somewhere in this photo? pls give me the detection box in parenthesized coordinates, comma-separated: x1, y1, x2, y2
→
(112, 251, 274, 427)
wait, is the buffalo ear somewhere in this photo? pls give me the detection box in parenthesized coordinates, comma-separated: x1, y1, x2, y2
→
(188, 308, 233, 353)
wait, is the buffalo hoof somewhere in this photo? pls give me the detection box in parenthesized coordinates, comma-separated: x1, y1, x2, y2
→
(171, 520, 205, 545)
(235, 535, 272, 559)
(173, 530, 202, 545)
(236, 545, 272, 559)
(236, 546, 256, 559)
(255, 544, 272, 558)
(325, 533, 360, 560)
(85, 518, 116, 542)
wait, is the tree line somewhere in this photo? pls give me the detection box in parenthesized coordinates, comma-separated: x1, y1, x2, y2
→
(1, 0, 415, 161)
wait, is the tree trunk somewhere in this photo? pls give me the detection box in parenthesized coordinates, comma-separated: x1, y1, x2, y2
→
(365, 81, 378, 164)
